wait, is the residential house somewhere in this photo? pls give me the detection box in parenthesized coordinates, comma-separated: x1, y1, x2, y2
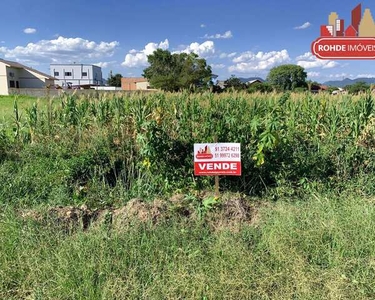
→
(121, 77, 151, 91)
(50, 63, 103, 88)
(216, 80, 226, 89)
(247, 79, 263, 86)
(0, 59, 55, 95)
(311, 84, 328, 93)
(332, 87, 347, 95)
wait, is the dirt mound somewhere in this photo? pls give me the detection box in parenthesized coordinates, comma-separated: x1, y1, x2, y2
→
(19, 194, 260, 232)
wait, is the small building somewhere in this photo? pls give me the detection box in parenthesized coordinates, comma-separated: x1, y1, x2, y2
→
(332, 87, 347, 95)
(0, 59, 55, 95)
(311, 84, 328, 93)
(216, 80, 226, 89)
(50, 63, 103, 88)
(247, 79, 263, 86)
(121, 77, 151, 91)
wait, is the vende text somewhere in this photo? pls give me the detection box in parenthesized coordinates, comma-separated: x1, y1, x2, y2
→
(194, 161, 241, 176)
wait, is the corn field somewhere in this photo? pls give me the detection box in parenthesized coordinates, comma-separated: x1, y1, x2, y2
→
(0, 91, 374, 207)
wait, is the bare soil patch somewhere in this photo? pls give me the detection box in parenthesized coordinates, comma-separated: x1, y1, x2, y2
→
(19, 193, 262, 232)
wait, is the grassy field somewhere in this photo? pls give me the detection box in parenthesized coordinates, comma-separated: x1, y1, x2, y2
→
(0, 92, 374, 299)
(1, 194, 375, 299)
(0, 95, 40, 118)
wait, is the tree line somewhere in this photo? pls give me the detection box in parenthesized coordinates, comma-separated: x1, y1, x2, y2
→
(107, 49, 371, 94)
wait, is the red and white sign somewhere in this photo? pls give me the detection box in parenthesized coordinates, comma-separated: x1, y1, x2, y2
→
(312, 37, 375, 59)
(194, 143, 241, 176)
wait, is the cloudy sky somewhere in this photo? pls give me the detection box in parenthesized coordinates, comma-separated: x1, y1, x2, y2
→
(1, 0, 375, 82)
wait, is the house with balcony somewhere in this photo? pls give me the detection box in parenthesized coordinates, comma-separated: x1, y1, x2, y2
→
(0, 59, 55, 95)
(50, 63, 103, 88)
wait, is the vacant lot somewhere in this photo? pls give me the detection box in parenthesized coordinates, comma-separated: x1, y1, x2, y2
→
(0, 92, 374, 299)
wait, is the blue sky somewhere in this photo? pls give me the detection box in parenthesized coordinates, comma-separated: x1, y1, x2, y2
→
(1, 0, 375, 82)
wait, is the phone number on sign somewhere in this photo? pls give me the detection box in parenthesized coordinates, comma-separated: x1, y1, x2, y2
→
(215, 146, 240, 152)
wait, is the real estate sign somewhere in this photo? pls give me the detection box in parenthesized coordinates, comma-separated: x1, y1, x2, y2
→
(194, 143, 241, 176)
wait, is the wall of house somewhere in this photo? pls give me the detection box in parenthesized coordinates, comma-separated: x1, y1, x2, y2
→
(6, 67, 22, 89)
(18, 68, 51, 88)
(92, 65, 103, 85)
(135, 81, 150, 90)
(0, 63, 9, 95)
(121, 79, 136, 90)
(121, 78, 149, 91)
(50, 64, 103, 87)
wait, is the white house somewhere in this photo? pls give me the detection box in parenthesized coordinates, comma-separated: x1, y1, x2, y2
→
(0, 59, 55, 95)
(50, 63, 103, 88)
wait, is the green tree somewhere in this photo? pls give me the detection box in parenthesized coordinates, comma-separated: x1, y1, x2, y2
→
(224, 75, 246, 91)
(344, 81, 370, 95)
(143, 49, 212, 92)
(107, 71, 122, 87)
(267, 64, 307, 91)
(247, 82, 273, 93)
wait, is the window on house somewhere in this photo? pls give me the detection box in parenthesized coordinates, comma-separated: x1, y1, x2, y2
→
(9, 80, 15, 88)
(65, 72, 72, 76)
(82, 72, 87, 77)
(9, 72, 15, 77)
(54, 71, 59, 76)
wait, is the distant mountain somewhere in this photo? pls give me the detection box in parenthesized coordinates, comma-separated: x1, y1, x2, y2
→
(238, 77, 265, 83)
(324, 77, 375, 88)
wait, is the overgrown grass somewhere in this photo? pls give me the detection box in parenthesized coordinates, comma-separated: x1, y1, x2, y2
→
(1, 193, 375, 299)
(0, 92, 374, 298)
(0, 95, 41, 121)
(0, 92, 374, 208)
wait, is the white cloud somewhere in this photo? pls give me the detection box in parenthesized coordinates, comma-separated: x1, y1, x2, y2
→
(229, 49, 290, 72)
(296, 52, 338, 69)
(307, 71, 320, 77)
(175, 41, 215, 58)
(219, 52, 237, 59)
(328, 73, 374, 79)
(203, 30, 233, 39)
(94, 61, 116, 68)
(122, 39, 169, 68)
(200, 24, 206, 28)
(1, 41, 5, 44)
(122, 39, 215, 68)
(24, 28, 37, 34)
(294, 22, 312, 30)
(356, 74, 375, 78)
(328, 73, 351, 79)
(0, 36, 119, 63)
(95, 62, 108, 68)
(211, 63, 226, 69)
